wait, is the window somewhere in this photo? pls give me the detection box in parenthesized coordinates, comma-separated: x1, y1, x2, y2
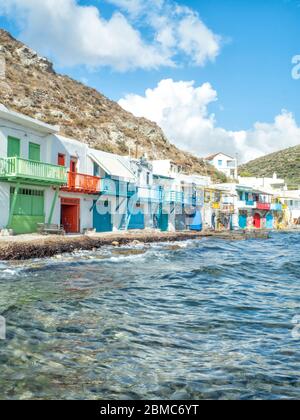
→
(29, 143, 41, 162)
(58, 154, 66, 167)
(218, 160, 223, 166)
(7, 136, 20, 158)
(146, 172, 150, 185)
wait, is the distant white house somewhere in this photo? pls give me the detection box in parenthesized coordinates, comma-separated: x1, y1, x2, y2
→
(238, 173, 287, 192)
(205, 152, 238, 180)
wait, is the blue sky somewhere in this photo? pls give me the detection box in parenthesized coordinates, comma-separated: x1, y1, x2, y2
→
(0, 0, 300, 161)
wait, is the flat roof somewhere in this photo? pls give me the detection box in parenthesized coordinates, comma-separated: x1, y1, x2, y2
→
(0, 104, 60, 134)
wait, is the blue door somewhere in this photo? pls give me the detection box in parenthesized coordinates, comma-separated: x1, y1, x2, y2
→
(189, 210, 203, 231)
(239, 213, 247, 229)
(128, 206, 145, 230)
(266, 213, 274, 229)
(93, 200, 112, 232)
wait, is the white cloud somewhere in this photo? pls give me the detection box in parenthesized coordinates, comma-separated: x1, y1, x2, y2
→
(119, 79, 300, 162)
(108, 0, 222, 66)
(0, 0, 172, 70)
(0, 0, 222, 71)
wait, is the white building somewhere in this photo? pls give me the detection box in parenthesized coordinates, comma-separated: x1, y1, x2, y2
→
(280, 190, 300, 225)
(0, 104, 65, 234)
(205, 152, 238, 180)
(238, 173, 286, 192)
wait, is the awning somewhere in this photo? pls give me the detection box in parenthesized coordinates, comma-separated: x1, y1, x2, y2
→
(89, 151, 135, 182)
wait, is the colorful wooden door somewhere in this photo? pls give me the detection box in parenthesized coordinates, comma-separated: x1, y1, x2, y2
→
(93, 200, 112, 232)
(70, 158, 77, 173)
(10, 188, 45, 234)
(29, 143, 41, 162)
(128, 206, 145, 230)
(61, 198, 80, 233)
(239, 214, 247, 229)
(189, 210, 202, 231)
(158, 213, 169, 232)
(7, 136, 20, 158)
(254, 213, 261, 229)
(266, 213, 274, 229)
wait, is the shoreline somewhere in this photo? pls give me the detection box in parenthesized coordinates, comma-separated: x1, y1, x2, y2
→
(0, 229, 273, 261)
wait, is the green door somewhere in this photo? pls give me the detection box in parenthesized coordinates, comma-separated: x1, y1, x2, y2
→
(10, 188, 45, 234)
(29, 143, 41, 162)
(7, 136, 20, 158)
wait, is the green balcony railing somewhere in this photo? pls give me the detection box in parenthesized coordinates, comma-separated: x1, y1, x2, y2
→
(0, 157, 67, 186)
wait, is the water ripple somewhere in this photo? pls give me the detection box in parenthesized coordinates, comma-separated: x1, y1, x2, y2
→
(0, 232, 299, 400)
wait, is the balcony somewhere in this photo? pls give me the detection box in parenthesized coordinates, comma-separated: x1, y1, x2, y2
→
(237, 200, 255, 209)
(137, 186, 161, 202)
(221, 204, 235, 213)
(0, 157, 67, 186)
(100, 178, 136, 197)
(163, 190, 184, 204)
(271, 203, 283, 211)
(256, 202, 271, 210)
(61, 172, 101, 194)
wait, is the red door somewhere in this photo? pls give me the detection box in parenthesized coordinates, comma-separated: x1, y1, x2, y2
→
(70, 158, 77, 173)
(61, 198, 80, 233)
(254, 213, 261, 229)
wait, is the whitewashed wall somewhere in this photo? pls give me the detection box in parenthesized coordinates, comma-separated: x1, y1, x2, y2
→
(0, 117, 51, 162)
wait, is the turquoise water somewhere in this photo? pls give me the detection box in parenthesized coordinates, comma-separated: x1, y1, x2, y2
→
(0, 232, 299, 400)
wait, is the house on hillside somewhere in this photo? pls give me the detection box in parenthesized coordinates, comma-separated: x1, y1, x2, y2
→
(205, 152, 238, 180)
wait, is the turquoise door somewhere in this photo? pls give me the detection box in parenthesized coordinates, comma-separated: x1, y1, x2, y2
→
(158, 213, 168, 232)
(239, 214, 247, 229)
(266, 213, 274, 229)
(93, 200, 112, 232)
(128, 206, 145, 230)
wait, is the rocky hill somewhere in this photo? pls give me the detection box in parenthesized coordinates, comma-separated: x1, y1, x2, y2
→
(0, 29, 224, 181)
(240, 145, 300, 188)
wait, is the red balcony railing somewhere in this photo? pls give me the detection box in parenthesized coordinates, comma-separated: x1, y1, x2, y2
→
(61, 172, 101, 194)
(257, 202, 271, 210)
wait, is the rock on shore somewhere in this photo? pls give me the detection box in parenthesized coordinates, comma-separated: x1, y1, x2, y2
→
(0, 230, 270, 261)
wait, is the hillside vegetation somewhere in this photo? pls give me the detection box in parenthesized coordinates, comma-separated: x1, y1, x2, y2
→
(240, 145, 300, 187)
(0, 29, 225, 181)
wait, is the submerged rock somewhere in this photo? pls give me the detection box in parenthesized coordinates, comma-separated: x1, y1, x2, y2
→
(112, 249, 146, 256)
